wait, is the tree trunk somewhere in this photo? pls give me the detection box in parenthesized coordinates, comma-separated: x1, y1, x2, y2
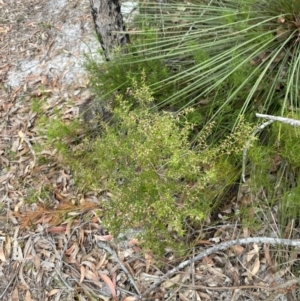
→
(89, 0, 130, 61)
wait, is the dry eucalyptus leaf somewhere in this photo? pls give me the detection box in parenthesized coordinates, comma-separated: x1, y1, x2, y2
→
(250, 257, 260, 276)
(99, 274, 116, 299)
(122, 297, 138, 301)
(11, 287, 19, 301)
(277, 16, 285, 23)
(4, 234, 11, 259)
(0, 240, 6, 262)
(161, 274, 181, 289)
(233, 245, 245, 255)
(25, 290, 32, 301)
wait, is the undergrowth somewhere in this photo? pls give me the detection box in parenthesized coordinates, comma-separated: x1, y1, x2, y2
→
(31, 0, 300, 257)
(38, 78, 254, 255)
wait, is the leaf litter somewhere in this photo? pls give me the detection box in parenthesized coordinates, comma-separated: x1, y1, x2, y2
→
(1, 0, 300, 300)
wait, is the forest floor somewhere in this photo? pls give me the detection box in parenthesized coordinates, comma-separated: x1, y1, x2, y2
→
(0, 0, 300, 301)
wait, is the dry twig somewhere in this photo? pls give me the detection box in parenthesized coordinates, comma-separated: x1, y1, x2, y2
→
(256, 113, 300, 126)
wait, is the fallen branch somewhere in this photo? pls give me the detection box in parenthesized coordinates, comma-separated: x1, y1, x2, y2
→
(256, 113, 300, 126)
(140, 237, 300, 299)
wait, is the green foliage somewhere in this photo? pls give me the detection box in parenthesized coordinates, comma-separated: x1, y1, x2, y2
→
(30, 98, 44, 114)
(248, 143, 274, 186)
(25, 184, 53, 205)
(280, 181, 300, 222)
(83, 0, 300, 249)
(273, 118, 300, 168)
(34, 0, 300, 255)
(101, 0, 300, 136)
(107, 0, 300, 238)
(87, 0, 298, 135)
(245, 119, 300, 230)
(43, 79, 254, 255)
(38, 22, 52, 29)
(38, 115, 81, 154)
(85, 41, 176, 108)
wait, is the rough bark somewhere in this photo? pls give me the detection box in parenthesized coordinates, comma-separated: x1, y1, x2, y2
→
(89, 0, 130, 61)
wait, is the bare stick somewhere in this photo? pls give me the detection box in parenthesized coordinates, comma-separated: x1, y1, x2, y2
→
(140, 237, 300, 299)
(256, 113, 300, 127)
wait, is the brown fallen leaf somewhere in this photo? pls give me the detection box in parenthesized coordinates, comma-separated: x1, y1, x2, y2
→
(100, 274, 117, 300)
(198, 291, 210, 300)
(233, 245, 245, 255)
(84, 268, 99, 283)
(0, 174, 8, 184)
(25, 290, 32, 301)
(0, 240, 6, 262)
(0, 27, 8, 34)
(94, 234, 113, 243)
(82, 260, 97, 275)
(127, 238, 139, 247)
(250, 257, 260, 277)
(144, 251, 153, 273)
(207, 265, 227, 279)
(47, 226, 67, 233)
(80, 265, 86, 283)
(65, 220, 72, 238)
(193, 239, 212, 246)
(122, 297, 137, 301)
(245, 244, 259, 264)
(11, 287, 19, 301)
(19, 265, 30, 289)
(4, 234, 11, 259)
(264, 244, 273, 270)
(96, 253, 107, 270)
(277, 16, 285, 23)
(47, 289, 61, 297)
(25, 254, 40, 271)
(65, 242, 79, 259)
(161, 274, 182, 289)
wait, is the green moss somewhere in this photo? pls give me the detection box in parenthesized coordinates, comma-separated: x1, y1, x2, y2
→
(30, 98, 44, 114)
(38, 22, 52, 29)
(25, 184, 54, 205)
(190, 47, 210, 66)
(248, 144, 274, 187)
(274, 122, 300, 168)
(237, 206, 263, 231)
(281, 183, 300, 219)
(214, 158, 238, 186)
